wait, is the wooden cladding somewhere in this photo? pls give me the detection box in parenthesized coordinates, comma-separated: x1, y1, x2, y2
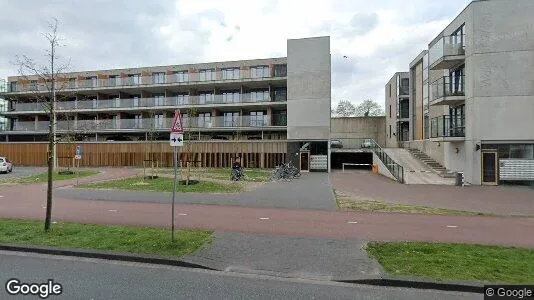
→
(0, 141, 288, 168)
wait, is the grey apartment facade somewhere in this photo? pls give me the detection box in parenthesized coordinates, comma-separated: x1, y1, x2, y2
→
(384, 72, 410, 148)
(401, 0, 534, 185)
(0, 36, 331, 171)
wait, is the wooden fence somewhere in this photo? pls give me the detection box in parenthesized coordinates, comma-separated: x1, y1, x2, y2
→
(0, 141, 288, 168)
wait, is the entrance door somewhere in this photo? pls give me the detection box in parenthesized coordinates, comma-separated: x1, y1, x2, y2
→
(300, 152, 310, 172)
(482, 151, 498, 185)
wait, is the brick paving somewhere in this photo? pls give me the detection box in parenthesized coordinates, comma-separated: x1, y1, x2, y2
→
(331, 170, 534, 216)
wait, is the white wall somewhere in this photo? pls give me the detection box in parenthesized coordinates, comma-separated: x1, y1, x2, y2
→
(287, 36, 331, 140)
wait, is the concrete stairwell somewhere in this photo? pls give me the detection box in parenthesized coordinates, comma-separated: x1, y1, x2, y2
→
(406, 148, 456, 178)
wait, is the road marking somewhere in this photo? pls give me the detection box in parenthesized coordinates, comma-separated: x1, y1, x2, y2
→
(0, 195, 4, 198)
(259, 217, 270, 220)
(108, 209, 118, 212)
(347, 221, 358, 224)
(446, 225, 458, 228)
(178, 213, 188, 216)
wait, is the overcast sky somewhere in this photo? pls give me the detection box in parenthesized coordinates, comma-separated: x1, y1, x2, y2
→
(0, 0, 471, 108)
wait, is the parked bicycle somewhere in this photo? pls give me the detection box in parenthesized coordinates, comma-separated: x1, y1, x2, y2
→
(231, 159, 245, 181)
(270, 162, 301, 181)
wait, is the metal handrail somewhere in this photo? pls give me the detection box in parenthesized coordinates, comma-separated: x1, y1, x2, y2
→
(369, 139, 404, 183)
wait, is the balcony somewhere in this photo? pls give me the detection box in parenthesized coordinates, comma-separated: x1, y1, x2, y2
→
(5, 66, 288, 94)
(430, 115, 465, 141)
(429, 34, 465, 70)
(2, 115, 286, 133)
(430, 76, 465, 106)
(4, 94, 287, 114)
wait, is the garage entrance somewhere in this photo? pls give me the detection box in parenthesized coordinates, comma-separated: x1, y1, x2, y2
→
(330, 151, 373, 170)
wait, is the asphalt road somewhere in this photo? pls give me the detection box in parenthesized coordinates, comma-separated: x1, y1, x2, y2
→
(0, 251, 478, 300)
(0, 166, 45, 180)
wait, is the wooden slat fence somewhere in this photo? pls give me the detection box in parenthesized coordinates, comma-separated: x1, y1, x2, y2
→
(0, 141, 288, 168)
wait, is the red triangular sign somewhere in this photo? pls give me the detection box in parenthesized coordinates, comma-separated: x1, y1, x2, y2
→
(170, 111, 184, 133)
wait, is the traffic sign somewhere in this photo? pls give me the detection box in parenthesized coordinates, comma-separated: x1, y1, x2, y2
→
(170, 111, 184, 133)
(170, 132, 184, 147)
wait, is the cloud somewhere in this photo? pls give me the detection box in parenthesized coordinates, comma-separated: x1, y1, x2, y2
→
(0, 0, 472, 109)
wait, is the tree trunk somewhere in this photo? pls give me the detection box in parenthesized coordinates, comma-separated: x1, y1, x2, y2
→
(45, 106, 55, 231)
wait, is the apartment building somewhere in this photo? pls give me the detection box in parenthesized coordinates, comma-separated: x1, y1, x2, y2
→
(0, 36, 332, 171)
(404, 0, 534, 185)
(384, 72, 410, 148)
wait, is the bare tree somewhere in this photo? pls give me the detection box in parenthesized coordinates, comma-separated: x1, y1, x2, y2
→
(14, 18, 70, 231)
(355, 99, 385, 117)
(334, 100, 356, 117)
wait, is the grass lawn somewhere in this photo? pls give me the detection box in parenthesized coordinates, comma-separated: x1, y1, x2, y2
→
(0, 170, 99, 184)
(0, 219, 212, 257)
(77, 176, 243, 193)
(335, 191, 488, 216)
(366, 242, 534, 284)
(156, 167, 272, 182)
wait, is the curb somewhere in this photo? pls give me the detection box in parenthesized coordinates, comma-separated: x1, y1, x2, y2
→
(336, 277, 484, 294)
(0, 244, 218, 271)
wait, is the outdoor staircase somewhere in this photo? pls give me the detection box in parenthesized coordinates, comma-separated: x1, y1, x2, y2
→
(406, 148, 456, 178)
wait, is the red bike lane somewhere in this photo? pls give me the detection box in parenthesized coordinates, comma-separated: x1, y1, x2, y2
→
(1, 178, 533, 248)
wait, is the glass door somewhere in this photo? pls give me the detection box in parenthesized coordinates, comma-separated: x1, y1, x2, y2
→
(481, 151, 498, 185)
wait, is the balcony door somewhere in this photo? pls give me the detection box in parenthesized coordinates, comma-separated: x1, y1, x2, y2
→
(481, 150, 498, 185)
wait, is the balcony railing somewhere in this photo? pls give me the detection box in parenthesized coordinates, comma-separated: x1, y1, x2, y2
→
(4, 115, 286, 132)
(430, 115, 465, 138)
(431, 76, 465, 102)
(6, 94, 287, 113)
(429, 34, 465, 68)
(6, 66, 288, 93)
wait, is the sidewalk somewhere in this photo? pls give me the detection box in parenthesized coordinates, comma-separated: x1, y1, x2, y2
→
(181, 232, 383, 281)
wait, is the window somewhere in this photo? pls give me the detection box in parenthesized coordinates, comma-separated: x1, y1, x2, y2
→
(86, 77, 97, 88)
(175, 71, 189, 83)
(198, 113, 211, 127)
(249, 111, 265, 127)
(199, 93, 214, 104)
(222, 91, 240, 103)
(153, 72, 165, 84)
(273, 88, 286, 101)
(389, 105, 392, 118)
(274, 64, 287, 77)
(389, 125, 392, 138)
(199, 69, 213, 81)
(222, 68, 240, 80)
(251, 66, 270, 78)
(154, 114, 164, 128)
(68, 78, 76, 88)
(128, 74, 141, 85)
(29, 81, 38, 91)
(223, 112, 240, 127)
(134, 115, 143, 129)
(154, 95, 165, 106)
(132, 96, 140, 107)
(9, 82, 17, 92)
(251, 90, 269, 102)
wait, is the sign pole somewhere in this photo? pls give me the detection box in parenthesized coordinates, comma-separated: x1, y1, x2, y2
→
(172, 146, 177, 243)
(169, 110, 183, 244)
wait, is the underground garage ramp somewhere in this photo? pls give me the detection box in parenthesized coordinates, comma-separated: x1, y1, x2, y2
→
(330, 152, 373, 170)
